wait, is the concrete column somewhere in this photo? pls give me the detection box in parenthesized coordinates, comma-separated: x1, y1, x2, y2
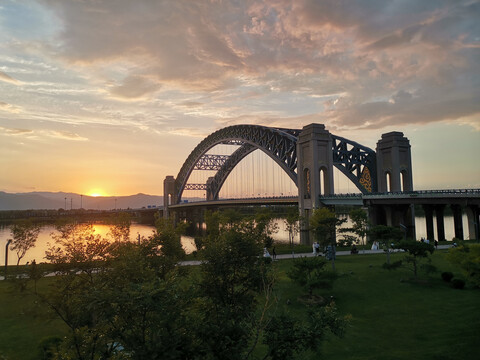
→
(297, 123, 334, 244)
(163, 176, 176, 219)
(423, 205, 435, 241)
(206, 177, 215, 201)
(466, 205, 479, 241)
(376, 132, 413, 192)
(451, 204, 464, 240)
(434, 205, 446, 241)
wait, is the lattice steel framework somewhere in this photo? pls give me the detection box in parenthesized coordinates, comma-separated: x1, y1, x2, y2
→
(176, 124, 378, 203)
(331, 135, 377, 194)
(175, 125, 299, 202)
(194, 154, 230, 171)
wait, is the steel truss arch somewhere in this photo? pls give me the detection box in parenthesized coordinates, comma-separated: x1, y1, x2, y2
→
(331, 135, 377, 194)
(175, 125, 299, 203)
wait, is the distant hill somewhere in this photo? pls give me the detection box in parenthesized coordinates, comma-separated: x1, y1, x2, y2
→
(0, 191, 164, 211)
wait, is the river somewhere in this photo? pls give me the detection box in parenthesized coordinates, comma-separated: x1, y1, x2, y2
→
(0, 213, 467, 266)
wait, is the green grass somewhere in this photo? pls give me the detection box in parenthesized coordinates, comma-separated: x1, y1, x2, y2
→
(270, 250, 480, 360)
(0, 250, 478, 359)
(0, 279, 67, 360)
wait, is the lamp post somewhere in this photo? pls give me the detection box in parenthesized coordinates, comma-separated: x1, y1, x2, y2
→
(4, 239, 12, 280)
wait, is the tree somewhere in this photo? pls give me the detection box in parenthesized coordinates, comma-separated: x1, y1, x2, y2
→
(447, 244, 480, 287)
(198, 218, 270, 359)
(395, 240, 435, 278)
(107, 212, 131, 242)
(287, 256, 336, 297)
(42, 222, 194, 360)
(9, 219, 41, 266)
(253, 208, 279, 248)
(284, 208, 300, 257)
(368, 225, 403, 264)
(309, 207, 346, 270)
(345, 208, 369, 251)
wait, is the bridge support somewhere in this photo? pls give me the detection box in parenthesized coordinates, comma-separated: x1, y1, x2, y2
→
(452, 204, 464, 240)
(163, 176, 176, 219)
(423, 205, 435, 241)
(466, 205, 480, 240)
(297, 124, 334, 243)
(376, 132, 413, 192)
(435, 205, 446, 241)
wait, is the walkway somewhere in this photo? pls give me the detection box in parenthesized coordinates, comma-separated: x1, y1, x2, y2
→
(180, 244, 453, 266)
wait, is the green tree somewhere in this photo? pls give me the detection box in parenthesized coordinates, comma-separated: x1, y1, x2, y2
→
(287, 256, 336, 296)
(9, 219, 41, 266)
(347, 208, 369, 250)
(368, 225, 403, 264)
(198, 219, 270, 359)
(395, 240, 435, 278)
(253, 208, 279, 248)
(310, 207, 346, 270)
(107, 212, 131, 242)
(263, 304, 348, 360)
(447, 243, 480, 287)
(284, 208, 300, 257)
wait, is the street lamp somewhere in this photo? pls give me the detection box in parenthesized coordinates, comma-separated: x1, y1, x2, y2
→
(4, 239, 12, 280)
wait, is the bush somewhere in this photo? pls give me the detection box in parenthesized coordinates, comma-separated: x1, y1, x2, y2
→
(451, 279, 465, 289)
(37, 336, 62, 360)
(441, 271, 454, 282)
(382, 260, 402, 270)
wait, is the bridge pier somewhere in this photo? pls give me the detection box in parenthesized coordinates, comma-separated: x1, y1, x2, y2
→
(452, 204, 464, 240)
(297, 124, 334, 244)
(466, 205, 479, 240)
(376, 132, 413, 192)
(434, 205, 446, 241)
(163, 176, 176, 219)
(423, 205, 435, 241)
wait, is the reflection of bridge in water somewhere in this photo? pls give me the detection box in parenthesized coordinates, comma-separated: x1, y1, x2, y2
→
(164, 123, 480, 242)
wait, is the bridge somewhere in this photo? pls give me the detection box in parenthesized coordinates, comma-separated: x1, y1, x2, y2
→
(164, 123, 479, 242)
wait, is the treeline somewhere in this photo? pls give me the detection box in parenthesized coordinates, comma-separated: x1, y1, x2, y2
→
(10, 210, 348, 360)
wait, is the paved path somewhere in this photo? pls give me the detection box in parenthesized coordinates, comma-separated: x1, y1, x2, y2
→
(180, 244, 453, 266)
(1, 245, 453, 276)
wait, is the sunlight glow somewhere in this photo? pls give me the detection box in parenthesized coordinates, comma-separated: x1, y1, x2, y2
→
(88, 189, 107, 197)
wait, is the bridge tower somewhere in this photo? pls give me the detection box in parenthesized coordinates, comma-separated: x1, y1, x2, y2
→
(163, 176, 176, 219)
(376, 131, 413, 192)
(297, 124, 335, 243)
(374, 131, 416, 239)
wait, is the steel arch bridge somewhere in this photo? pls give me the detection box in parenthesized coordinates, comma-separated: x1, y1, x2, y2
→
(169, 124, 378, 205)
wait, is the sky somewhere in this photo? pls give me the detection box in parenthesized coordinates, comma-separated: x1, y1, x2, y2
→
(0, 0, 479, 197)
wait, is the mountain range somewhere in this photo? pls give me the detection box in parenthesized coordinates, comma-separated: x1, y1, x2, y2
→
(0, 191, 164, 211)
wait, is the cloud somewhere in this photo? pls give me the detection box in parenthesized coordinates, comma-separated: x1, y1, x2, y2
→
(0, 101, 22, 114)
(0, 71, 21, 84)
(31, 0, 480, 130)
(47, 130, 88, 141)
(108, 75, 161, 100)
(0, 126, 33, 136)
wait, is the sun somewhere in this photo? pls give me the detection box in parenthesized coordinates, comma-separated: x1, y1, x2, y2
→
(88, 189, 107, 197)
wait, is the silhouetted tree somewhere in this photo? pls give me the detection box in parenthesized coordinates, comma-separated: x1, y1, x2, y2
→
(9, 219, 41, 266)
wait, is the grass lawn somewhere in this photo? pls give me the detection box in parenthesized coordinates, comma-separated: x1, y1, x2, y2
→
(0, 249, 478, 359)
(271, 250, 480, 360)
(0, 279, 67, 360)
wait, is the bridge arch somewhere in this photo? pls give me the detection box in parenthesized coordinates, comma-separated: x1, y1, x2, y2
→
(174, 125, 300, 203)
(166, 123, 411, 212)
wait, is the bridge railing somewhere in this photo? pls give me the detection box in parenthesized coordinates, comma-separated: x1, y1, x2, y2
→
(319, 189, 480, 199)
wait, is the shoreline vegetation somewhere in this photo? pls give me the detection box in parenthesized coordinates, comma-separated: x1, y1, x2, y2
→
(0, 210, 478, 359)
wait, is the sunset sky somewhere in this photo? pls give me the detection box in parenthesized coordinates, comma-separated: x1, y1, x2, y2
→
(0, 0, 479, 197)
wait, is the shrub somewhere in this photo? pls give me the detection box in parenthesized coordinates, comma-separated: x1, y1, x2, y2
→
(451, 279, 465, 289)
(382, 260, 402, 270)
(37, 336, 62, 360)
(441, 271, 454, 282)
